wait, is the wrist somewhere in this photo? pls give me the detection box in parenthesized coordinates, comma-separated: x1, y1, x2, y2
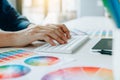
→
(27, 24, 45, 29)
(12, 31, 27, 47)
(27, 23, 36, 28)
(9, 32, 20, 46)
(2, 32, 18, 47)
(12, 28, 37, 47)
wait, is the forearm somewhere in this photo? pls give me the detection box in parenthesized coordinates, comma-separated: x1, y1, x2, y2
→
(0, 31, 17, 47)
(0, 24, 71, 47)
(0, 25, 38, 47)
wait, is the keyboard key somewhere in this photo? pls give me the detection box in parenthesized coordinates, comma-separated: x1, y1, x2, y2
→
(35, 36, 89, 54)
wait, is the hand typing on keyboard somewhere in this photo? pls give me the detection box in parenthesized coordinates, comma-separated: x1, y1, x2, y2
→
(41, 24, 71, 46)
(13, 24, 71, 47)
(35, 35, 89, 54)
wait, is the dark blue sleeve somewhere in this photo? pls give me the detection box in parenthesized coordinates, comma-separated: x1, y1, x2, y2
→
(0, 0, 31, 31)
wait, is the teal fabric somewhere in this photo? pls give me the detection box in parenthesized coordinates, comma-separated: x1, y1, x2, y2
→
(102, 0, 120, 28)
(0, 0, 31, 31)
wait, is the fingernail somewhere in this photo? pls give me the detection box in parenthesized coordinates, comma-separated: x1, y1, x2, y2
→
(60, 41, 64, 44)
(52, 44, 56, 46)
(68, 35, 71, 39)
(64, 37, 67, 41)
(64, 41, 67, 44)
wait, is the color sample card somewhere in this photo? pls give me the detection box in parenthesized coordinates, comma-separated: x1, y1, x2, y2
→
(0, 65, 30, 79)
(24, 56, 59, 66)
(86, 29, 113, 38)
(0, 50, 34, 64)
(42, 67, 113, 80)
(71, 29, 113, 38)
(70, 29, 88, 36)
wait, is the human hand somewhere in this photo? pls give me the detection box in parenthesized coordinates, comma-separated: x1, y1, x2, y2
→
(14, 24, 71, 46)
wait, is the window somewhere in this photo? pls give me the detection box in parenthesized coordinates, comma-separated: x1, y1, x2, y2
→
(22, 0, 77, 24)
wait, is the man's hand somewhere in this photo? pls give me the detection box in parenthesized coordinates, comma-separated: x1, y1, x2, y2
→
(14, 24, 71, 47)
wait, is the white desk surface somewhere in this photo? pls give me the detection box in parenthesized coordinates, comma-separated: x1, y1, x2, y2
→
(0, 17, 116, 80)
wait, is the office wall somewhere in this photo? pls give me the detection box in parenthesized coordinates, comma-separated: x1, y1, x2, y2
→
(77, 0, 105, 17)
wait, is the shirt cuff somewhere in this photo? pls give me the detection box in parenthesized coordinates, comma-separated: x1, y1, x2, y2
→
(17, 21, 31, 30)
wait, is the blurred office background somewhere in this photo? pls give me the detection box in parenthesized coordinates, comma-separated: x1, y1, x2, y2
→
(9, 0, 107, 24)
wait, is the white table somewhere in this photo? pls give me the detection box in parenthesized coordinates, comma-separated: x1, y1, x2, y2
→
(0, 17, 116, 80)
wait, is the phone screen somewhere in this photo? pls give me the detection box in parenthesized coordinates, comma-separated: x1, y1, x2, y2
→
(92, 39, 112, 51)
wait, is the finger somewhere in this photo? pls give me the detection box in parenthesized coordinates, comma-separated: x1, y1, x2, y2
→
(49, 25, 68, 43)
(43, 36, 56, 46)
(45, 24, 68, 43)
(61, 24, 71, 39)
(58, 24, 71, 39)
(47, 32, 65, 44)
(54, 29, 67, 43)
(50, 24, 68, 40)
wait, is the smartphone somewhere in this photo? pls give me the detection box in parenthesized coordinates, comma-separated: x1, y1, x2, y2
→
(92, 39, 112, 55)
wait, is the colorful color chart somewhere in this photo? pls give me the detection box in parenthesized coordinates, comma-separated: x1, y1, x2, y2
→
(24, 56, 59, 66)
(42, 67, 113, 80)
(87, 30, 113, 38)
(71, 29, 113, 38)
(0, 65, 30, 79)
(0, 50, 34, 64)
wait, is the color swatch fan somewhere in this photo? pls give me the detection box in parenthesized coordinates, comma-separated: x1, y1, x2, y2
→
(0, 49, 34, 64)
(0, 65, 30, 79)
(25, 56, 59, 66)
(42, 67, 113, 80)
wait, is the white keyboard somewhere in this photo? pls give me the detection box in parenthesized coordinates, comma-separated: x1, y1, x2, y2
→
(34, 35, 89, 54)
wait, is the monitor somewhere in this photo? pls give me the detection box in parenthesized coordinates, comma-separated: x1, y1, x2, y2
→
(102, 0, 120, 28)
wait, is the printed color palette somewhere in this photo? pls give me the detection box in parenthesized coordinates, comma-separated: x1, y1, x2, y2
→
(71, 29, 113, 38)
(25, 56, 59, 66)
(42, 67, 113, 80)
(0, 65, 30, 79)
(88, 30, 113, 38)
(0, 50, 34, 64)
